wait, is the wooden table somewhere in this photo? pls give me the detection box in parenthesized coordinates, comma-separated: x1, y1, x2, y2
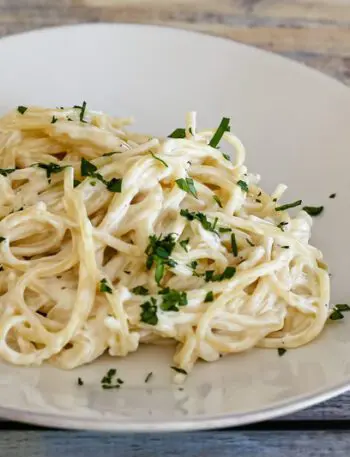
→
(1, 0, 350, 455)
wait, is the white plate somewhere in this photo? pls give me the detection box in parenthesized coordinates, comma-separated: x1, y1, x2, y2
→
(0, 23, 350, 432)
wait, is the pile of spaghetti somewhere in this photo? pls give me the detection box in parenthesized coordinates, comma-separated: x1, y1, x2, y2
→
(0, 105, 330, 375)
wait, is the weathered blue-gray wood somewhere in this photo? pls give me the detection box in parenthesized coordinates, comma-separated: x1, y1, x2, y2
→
(0, 430, 349, 457)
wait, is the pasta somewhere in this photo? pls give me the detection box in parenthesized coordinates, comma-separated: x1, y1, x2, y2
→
(0, 105, 330, 376)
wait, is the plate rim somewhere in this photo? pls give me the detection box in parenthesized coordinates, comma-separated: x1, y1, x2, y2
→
(0, 21, 349, 432)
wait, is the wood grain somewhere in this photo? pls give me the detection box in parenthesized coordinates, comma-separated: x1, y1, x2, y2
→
(0, 0, 350, 84)
(0, 0, 350, 437)
(4, 430, 350, 457)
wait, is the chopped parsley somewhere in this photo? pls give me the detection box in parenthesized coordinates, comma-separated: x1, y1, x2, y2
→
(168, 128, 186, 139)
(90, 181, 97, 186)
(303, 206, 324, 217)
(246, 239, 255, 247)
(329, 193, 336, 199)
(36, 162, 67, 182)
(213, 195, 223, 208)
(231, 233, 238, 256)
(73, 101, 87, 123)
(0, 168, 15, 177)
(159, 288, 188, 312)
(101, 368, 123, 389)
(179, 238, 190, 252)
(80, 158, 122, 193)
(77, 377, 84, 386)
(101, 368, 116, 385)
(106, 178, 122, 193)
(335, 304, 350, 312)
(281, 246, 290, 249)
(180, 209, 219, 235)
(275, 200, 302, 212)
(99, 278, 112, 294)
(278, 348, 287, 357)
(277, 221, 288, 231)
(150, 152, 168, 168)
(81, 157, 98, 178)
(0, 237, 6, 243)
(17, 106, 27, 115)
(103, 151, 120, 157)
(145, 372, 153, 383)
(140, 298, 158, 325)
(171, 366, 188, 375)
(51, 116, 58, 124)
(222, 153, 231, 161)
(209, 117, 230, 148)
(73, 179, 81, 188)
(237, 180, 248, 193)
(145, 234, 176, 285)
(204, 291, 214, 303)
(219, 227, 232, 233)
(329, 304, 350, 321)
(131, 285, 149, 296)
(205, 266, 236, 282)
(176, 178, 198, 198)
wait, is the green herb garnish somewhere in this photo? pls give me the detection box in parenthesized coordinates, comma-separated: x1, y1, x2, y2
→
(180, 209, 219, 235)
(237, 180, 248, 192)
(231, 233, 238, 256)
(204, 291, 214, 303)
(278, 348, 287, 357)
(51, 116, 58, 124)
(168, 128, 186, 139)
(222, 153, 230, 161)
(281, 246, 290, 249)
(77, 377, 84, 386)
(140, 298, 158, 325)
(145, 372, 153, 383)
(219, 227, 232, 233)
(17, 106, 27, 115)
(209, 117, 230, 148)
(132, 285, 149, 296)
(73, 101, 87, 122)
(277, 222, 288, 231)
(179, 238, 190, 252)
(99, 278, 112, 294)
(159, 288, 188, 312)
(329, 193, 336, 199)
(80, 157, 122, 192)
(145, 234, 176, 285)
(335, 304, 350, 312)
(36, 162, 67, 182)
(205, 266, 236, 282)
(246, 239, 255, 247)
(329, 304, 350, 321)
(0, 168, 15, 177)
(176, 178, 198, 199)
(329, 309, 344, 321)
(150, 152, 168, 168)
(81, 157, 98, 178)
(303, 206, 324, 216)
(73, 179, 81, 188)
(213, 195, 223, 208)
(171, 366, 188, 375)
(275, 200, 302, 212)
(106, 178, 122, 193)
(0, 237, 5, 243)
(101, 368, 117, 385)
(103, 151, 120, 157)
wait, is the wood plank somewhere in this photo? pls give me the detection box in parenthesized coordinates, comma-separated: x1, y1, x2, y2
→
(2, 430, 350, 457)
